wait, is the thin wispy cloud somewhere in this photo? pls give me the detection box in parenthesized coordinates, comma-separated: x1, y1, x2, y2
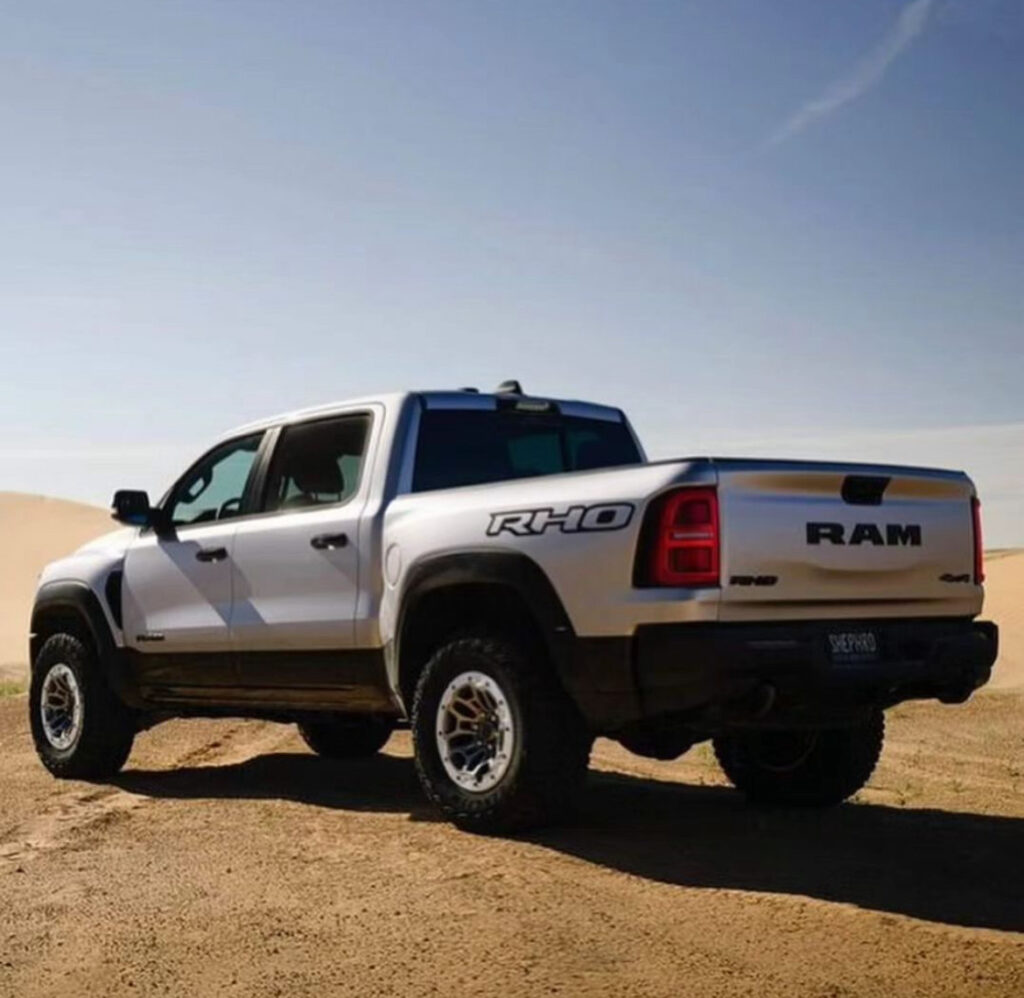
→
(768, 0, 935, 146)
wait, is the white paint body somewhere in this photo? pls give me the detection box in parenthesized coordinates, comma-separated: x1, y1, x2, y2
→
(36, 390, 985, 706)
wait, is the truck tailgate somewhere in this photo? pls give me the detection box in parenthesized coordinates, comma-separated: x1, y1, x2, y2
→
(714, 459, 982, 622)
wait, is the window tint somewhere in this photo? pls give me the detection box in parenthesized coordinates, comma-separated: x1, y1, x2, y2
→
(262, 414, 371, 513)
(412, 410, 641, 492)
(168, 433, 263, 528)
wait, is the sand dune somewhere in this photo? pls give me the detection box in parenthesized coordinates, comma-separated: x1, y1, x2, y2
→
(0, 493, 112, 680)
(982, 549, 1024, 689)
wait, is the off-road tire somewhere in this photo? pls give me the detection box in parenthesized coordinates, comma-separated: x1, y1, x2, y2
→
(713, 711, 884, 807)
(29, 633, 135, 779)
(411, 634, 591, 834)
(616, 723, 694, 761)
(298, 716, 394, 759)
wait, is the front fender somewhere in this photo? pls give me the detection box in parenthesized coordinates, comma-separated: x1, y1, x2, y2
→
(30, 580, 140, 708)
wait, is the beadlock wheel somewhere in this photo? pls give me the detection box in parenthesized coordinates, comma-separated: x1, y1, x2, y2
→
(412, 634, 591, 832)
(40, 663, 84, 751)
(435, 670, 516, 793)
(30, 633, 136, 779)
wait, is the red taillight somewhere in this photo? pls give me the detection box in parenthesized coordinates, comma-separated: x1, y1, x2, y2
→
(972, 497, 985, 584)
(644, 487, 720, 587)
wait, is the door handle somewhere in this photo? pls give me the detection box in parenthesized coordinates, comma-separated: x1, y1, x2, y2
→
(195, 547, 228, 563)
(310, 532, 348, 550)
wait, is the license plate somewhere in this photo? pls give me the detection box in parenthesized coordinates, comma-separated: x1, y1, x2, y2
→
(828, 630, 879, 663)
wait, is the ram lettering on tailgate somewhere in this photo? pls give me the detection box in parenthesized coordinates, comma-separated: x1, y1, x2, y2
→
(807, 522, 922, 546)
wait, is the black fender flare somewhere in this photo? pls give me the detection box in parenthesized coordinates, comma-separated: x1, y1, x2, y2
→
(393, 550, 642, 730)
(393, 549, 576, 694)
(30, 581, 139, 707)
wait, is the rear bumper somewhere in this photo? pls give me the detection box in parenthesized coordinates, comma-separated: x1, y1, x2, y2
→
(568, 617, 998, 732)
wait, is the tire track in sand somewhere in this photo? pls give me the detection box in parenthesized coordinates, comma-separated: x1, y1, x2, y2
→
(0, 719, 291, 872)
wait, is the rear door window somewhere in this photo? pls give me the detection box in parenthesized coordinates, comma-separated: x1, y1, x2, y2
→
(262, 413, 371, 513)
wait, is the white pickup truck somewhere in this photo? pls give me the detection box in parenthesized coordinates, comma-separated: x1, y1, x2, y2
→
(29, 382, 997, 831)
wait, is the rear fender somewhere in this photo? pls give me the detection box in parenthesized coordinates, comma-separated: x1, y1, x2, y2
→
(391, 552, 572, 701)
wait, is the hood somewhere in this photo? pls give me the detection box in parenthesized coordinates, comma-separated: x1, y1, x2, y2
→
(36, 525, 138, 596)
(74, 525, 137, 556)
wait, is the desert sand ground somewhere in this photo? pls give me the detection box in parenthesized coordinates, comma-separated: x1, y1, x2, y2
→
(0, 494, 1021, 997)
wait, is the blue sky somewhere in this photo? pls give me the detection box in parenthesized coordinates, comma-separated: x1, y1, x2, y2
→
(1, 1, 1022, 542)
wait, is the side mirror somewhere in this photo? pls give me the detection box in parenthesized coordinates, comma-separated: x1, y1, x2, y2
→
(112, 489, 156, 528)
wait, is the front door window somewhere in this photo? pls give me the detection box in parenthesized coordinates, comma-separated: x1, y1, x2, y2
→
(167, 433, 263, 528)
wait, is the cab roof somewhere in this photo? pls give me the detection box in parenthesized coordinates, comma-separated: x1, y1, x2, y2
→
(220, 389, 626, 441)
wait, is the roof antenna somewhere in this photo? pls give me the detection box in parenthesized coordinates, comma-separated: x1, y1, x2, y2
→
(495, 379, 523, 395)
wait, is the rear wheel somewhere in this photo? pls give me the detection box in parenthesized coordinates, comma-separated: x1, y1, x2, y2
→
(411, 634, 591, 834)
(298, 716, 394, 759)
(713, 711, 884, 806)
(29, 633, 135, 779)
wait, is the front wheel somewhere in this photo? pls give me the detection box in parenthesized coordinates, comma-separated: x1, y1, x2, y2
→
(298, 716, 394, 759)
(411, 634, 591, 834)
(29, 633, 135, 779)
(713, 711, 884, 807)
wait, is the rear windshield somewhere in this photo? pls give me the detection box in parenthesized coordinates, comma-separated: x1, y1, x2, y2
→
(412, 409, 643, 493)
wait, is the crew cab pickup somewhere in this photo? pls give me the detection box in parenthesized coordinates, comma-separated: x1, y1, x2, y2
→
(29, 383, 998, 831)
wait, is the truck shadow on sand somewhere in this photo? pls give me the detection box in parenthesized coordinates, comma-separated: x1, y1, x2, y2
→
(114, 754, 1024, 933)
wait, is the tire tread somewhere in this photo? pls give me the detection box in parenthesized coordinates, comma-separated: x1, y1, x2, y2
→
(29, 633, 135, 780)
(411, 634, 590, 833)
(713, 712, 884, 807)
